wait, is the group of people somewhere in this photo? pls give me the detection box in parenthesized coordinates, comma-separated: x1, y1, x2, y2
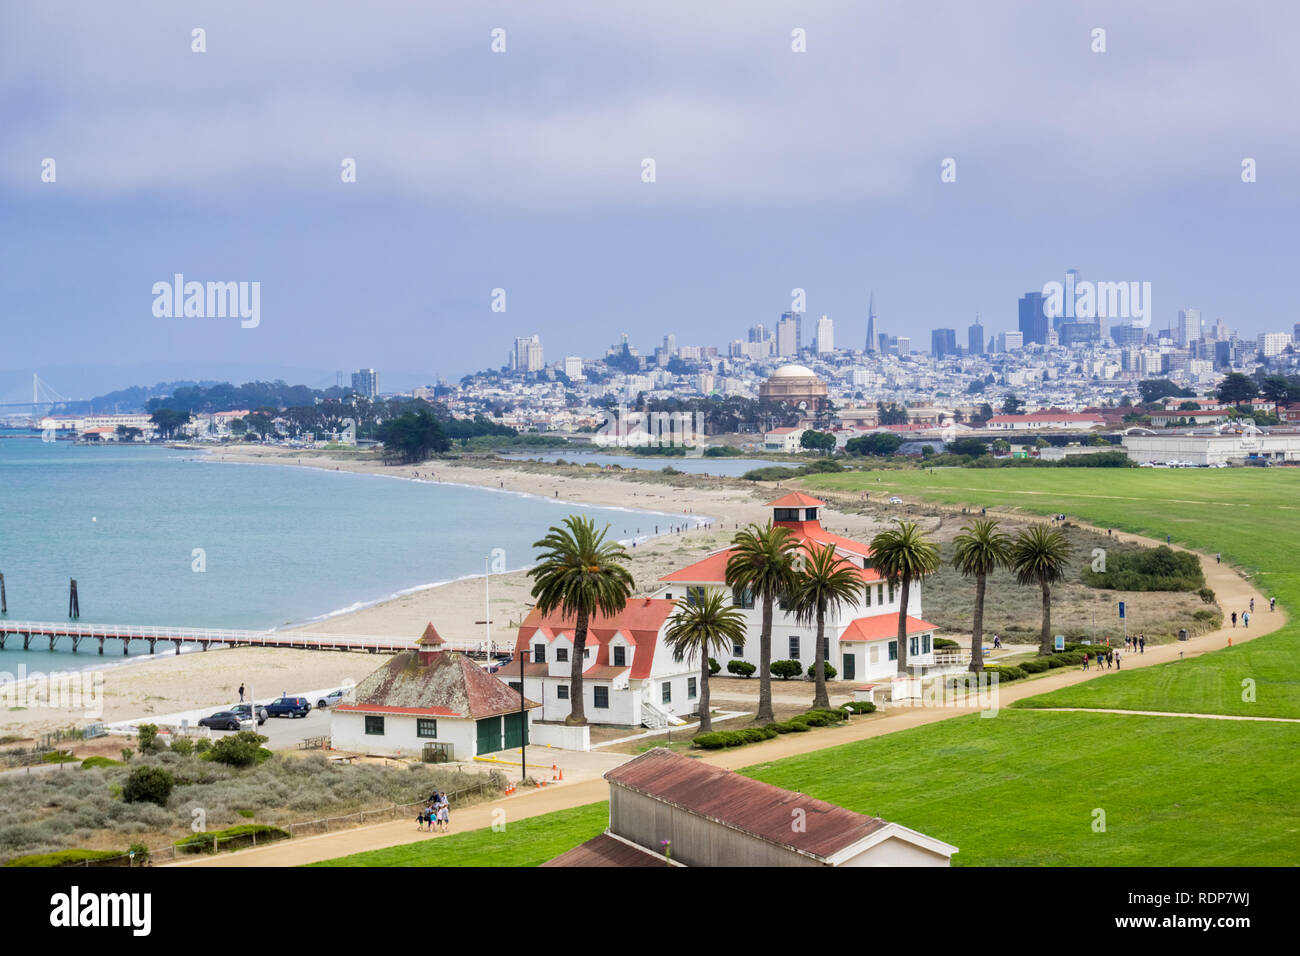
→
(1082, 648, 1121, 670)
(418, 792, 450, 833)
(1123, 634, 1146, 654)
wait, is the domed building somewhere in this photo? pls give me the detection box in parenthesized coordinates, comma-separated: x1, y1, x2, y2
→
(758, 364, 829, 422)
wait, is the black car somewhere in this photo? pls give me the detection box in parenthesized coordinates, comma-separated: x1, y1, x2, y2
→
(265, 696, 312, 718)
(231, 703, 268, 725)
(198, 710, 242, 731)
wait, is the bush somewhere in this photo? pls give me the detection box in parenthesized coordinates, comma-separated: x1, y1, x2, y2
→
(708, 657, 721, 676)
(174, 823, 289, 854)
(128, 842, 150, 864)
(1198, 587, 1216, 604)
(193, 739, 211, 754)
(784, 720, 811, 732)
(4, 848, 126, 868)
(170, 738, 194, 757)
(770, 659, 803, 681)
(806, 662, 838, 680)
(772, 721, 797, 733)
(844, 701, 876, 714)
(203, 731, 269, 768)
(982, 665, 1028, 683)
(122, 766, 175, 807)
(1020, 659, 1051, 674)
(80, 756, 124, 770)
(137, 724, 162, 754)
(726, 659, 756, 678)
(933, 637, 959, 649)
(1081, 545, 1205, 593)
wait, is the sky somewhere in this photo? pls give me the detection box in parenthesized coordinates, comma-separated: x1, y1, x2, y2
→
(2, 1, 1298, 402)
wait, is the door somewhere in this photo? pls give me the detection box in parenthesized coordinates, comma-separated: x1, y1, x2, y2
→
(475, 717, 502, 755)
(503, 711, 529, 749)
(843, 652, 856, 681)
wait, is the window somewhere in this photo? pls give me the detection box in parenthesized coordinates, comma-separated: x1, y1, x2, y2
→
(923, 634, 931, 654)
(864, 584, 872, 607)
(673, 647, 684, 663)
(686, 586, 707, 606)
(557, 684, 569, 700)
(789, 636, 801, 659)
(662, 682, 672, 704)
(909, 636, 919, 656)
(822, 637, 830, 659)
(533, 643, 545, 663)
(593, 686, 608, 709)
(877, 583, 885, 605)
(556, 647, 569, 663)
(416, 718, 438, 739)
(613, 645, 626, 667)
(584, 648, 591, 659)
(732, 641, 745, 657)
(364, 715, 385, 736)
(688, 677, 697, 699)
(508, 681, 522, 693)
(887, 582, 896, 604)
(888, 641, 897, 661)
(732, 586, 755, 609)
(773, 507, 800, 521)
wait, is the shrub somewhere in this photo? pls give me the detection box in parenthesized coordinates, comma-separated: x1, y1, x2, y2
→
(800, 713, 830, 727)
(203, 731, 269, 768)
(726, 659, 756, 678)
(1198, 587, 1216, 604)
(122, 766, 175, 807)
(128, 842, 150, 864)
(120, 748, 133, 762)
(193, 739, 211, 754)
(707, 658, 720, 675)
(982, 665, 1028, 683)
(174, 824, 289, 854)
(772, 722, 796, 733)
(806, 662, 838, 680)
(170, 738, 194, 757)
(844, 701, 876, 714)
(933, 637, 959, 649)
(1020, 659, 1051, 674)
(79, 756, 124, 770)
(4, 848, 125, 868)
(137, 724, 162, 754)
(770, 659, 803, 681)
(785, 720, 811, 732)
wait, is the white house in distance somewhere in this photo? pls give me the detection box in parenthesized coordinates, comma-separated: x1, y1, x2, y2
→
(762, 426, 807, 453)
(985, 412, 1104, 431)
(654, 492, 937, 684)
(332, 624, 539, 758)
(543, 748, 958, 867)
(512, 599, 702, 728)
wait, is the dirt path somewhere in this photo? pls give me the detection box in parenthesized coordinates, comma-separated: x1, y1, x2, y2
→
(166, 510, 1285, 867)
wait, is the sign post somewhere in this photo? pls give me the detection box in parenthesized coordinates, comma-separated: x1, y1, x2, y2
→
(1119, 600, 1126, 646)
(1054, 635, 1065, 653)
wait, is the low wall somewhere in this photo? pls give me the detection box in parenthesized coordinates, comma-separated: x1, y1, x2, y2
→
(530, 722, 591, 751)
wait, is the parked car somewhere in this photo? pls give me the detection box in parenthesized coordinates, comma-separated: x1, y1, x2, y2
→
(231, 703, 268, 725)
(315, 689, 347, 709)
(265, 696, 312, 718)
(198, 710, 242, 731)
(888, 496, 903, 505)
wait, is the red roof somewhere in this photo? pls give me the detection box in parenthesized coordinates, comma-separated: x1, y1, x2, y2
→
(334, 703, 459, 717)
(542, 832, 668, 867)
(839, 614, 937, 642)
(987, 413, 1101, 424)
(419, 622, 445, 646)
(660, 528, 881, 585)
(515, 599, 676, 680)
(765, 492, 825, 508)
(605, 749, 886, 861)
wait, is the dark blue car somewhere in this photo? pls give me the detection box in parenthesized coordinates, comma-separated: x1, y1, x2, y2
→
(265, 696, 312, 718)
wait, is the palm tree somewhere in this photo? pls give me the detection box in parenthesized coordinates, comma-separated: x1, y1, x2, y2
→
(789, 542, 862, 709)
(529, 515, 634, 725)
(952, 519, 1012, 673)
(725, 522, 800, 724)
(869, 520, 941, 676)
(1009, 524, 1072, 656)
(665, 591, 748, 733)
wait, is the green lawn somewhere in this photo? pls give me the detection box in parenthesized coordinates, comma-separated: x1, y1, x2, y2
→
(804, 468, 1300, 717)
(309, 801, 608, 867)
(743, 710, 1300, 866)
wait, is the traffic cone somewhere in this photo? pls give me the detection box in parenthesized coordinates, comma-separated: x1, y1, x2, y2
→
(552, 763, 559, 780)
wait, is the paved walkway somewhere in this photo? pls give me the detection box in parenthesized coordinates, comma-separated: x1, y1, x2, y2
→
(166, 512, 1286, 867)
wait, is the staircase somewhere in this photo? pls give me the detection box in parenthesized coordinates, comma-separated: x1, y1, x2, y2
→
(641, 700, 687, 729)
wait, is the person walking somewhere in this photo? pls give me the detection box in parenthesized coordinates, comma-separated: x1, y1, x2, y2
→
(1231, 611, 1237, 627)
(1082, 652, 1090, 671)
(1107, 649, 1114, 669)
(1115, 650, 1122, 669)
(1250, 598, 1255, 614)
(1139, 634, 1145, 654)
(1270, 596, 1276, 612)
(238, 683, 245, 703)
(1216, 552, 1221, 565)
(1244, 611, 1250, 629)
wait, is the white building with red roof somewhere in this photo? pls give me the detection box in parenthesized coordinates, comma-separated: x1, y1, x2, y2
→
(512, 598, 703, 728)
(653, 492, 937, 685)
(985, 412, 1103, 431)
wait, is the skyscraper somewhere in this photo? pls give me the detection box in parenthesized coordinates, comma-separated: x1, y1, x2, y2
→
(931, 328, 957, 358)
(512, 334, 544, 372)
(1177, 308, 1202, 347)
(865, 292, 877, 354)
(780, 311, 803, 352)
(776, 315, 799, 356)
(967, 316, 985, 355)
(351, 368, 379, 398)
(815, 315, 834, 354)
(1018, 292, 1049, 345)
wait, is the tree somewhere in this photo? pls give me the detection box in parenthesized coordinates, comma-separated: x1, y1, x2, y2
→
(149, 408, 192, 440)
(869, 520, 941, 676)
(725, 522, 799, 724)
(664, 592, 747, 733)
(115, 425, 142, 442)
(948, 437, 988, 458)
(991, 439, 1011, 454)
(206, 730, 268, 767)
(1001, 394, 1025, 415)
(877, 401, 909, 426)
(1216, 372, 1258, 406)
(799, 430, 836, 455)
(529, 516, 634, 725)
(377, 410, 450, 463)
(1138, 379, 1194, 404)
(1010, 525, 1072, 656)
(770, 659, 803, 680)
(123, 766, 175, 806)
(845, 432, 903, 457)
(1260, 375, 1295, 412)
(952, 520, 1012, 673)
(788, 543, 862, 709)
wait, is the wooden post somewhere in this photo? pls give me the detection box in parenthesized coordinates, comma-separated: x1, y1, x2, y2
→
(1, 572, 7, 614)
(68, 579, 80, 619)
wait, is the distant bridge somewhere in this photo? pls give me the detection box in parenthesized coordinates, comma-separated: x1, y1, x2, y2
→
(0, 620, 502, 658)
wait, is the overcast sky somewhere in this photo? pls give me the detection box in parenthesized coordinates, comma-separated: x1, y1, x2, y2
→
(2, 1, 1297, 397)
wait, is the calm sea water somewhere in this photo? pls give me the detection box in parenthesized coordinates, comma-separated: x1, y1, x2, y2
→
(0, 440, 694, 676)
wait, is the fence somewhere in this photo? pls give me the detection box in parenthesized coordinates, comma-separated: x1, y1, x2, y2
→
(60, 779, 495, 866)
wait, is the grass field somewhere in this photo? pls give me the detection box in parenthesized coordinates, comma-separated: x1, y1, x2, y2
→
(804, 467, 1300, 717)
(743, 710, 1300, 866)
(308, 802, 608, 867)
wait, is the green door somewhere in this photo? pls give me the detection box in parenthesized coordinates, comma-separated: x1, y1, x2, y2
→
(843, 652, 856, 681)
(475, 717, 502, 755)
(503, 711, 529, 749)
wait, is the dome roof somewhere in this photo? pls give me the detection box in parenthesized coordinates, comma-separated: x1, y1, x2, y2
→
(769, 364, 817, 379)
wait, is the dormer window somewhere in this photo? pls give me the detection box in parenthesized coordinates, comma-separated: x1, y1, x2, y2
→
(773, 508, 800, 522)
(613, 645, 626, 667)
(556, 647, 569, 663)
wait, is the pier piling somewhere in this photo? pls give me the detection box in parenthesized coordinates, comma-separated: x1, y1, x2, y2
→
(1, 572, 6, 613)
(68, 579, 80, 619)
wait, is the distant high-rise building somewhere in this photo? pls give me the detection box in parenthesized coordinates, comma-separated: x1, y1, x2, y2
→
(967, 317, 985, 355)
(815, 315, 834, 354)
(997, 330, 1024, 352)
(780, 311, 804, 352)
(1111, 324, 1145, 348)
(1177, 309, 1202, 347)
(663, 334, 677, 355)
(894, 336, 911, 355)
(865, 293, 878, 354)
(564, 356, 584, 380)
(1018, 292, 1050, 345)
(351, 368, 379, 399)
(776, 316, 799, 356)
(1258, 332, 1290, 358)
(512, 334, 544, 372)
(931, 328, 957, 359)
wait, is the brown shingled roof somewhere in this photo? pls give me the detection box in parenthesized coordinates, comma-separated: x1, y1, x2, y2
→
(541, 832, 669, 867)
(419, 622, 445, 646)
(349, 649, 537, 720)
(605, 749, 885, 861)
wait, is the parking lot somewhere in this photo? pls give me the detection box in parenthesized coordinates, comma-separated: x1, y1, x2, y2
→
(205, 705, 336, 750)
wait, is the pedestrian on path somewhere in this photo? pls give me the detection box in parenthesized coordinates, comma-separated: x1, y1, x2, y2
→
(1082, 652, 1090, 671)
(1250, 598, 1255, 613)
(1216, 552, 1221, 565)
(1231, 612, 1237, 627)
(1270, 597, 1276, 612)
(1139, 634, 1145, 654)
(1244, 611, 1250, 628)
(1115, 651, 1121, 669)
(238, 684, 245, 703)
